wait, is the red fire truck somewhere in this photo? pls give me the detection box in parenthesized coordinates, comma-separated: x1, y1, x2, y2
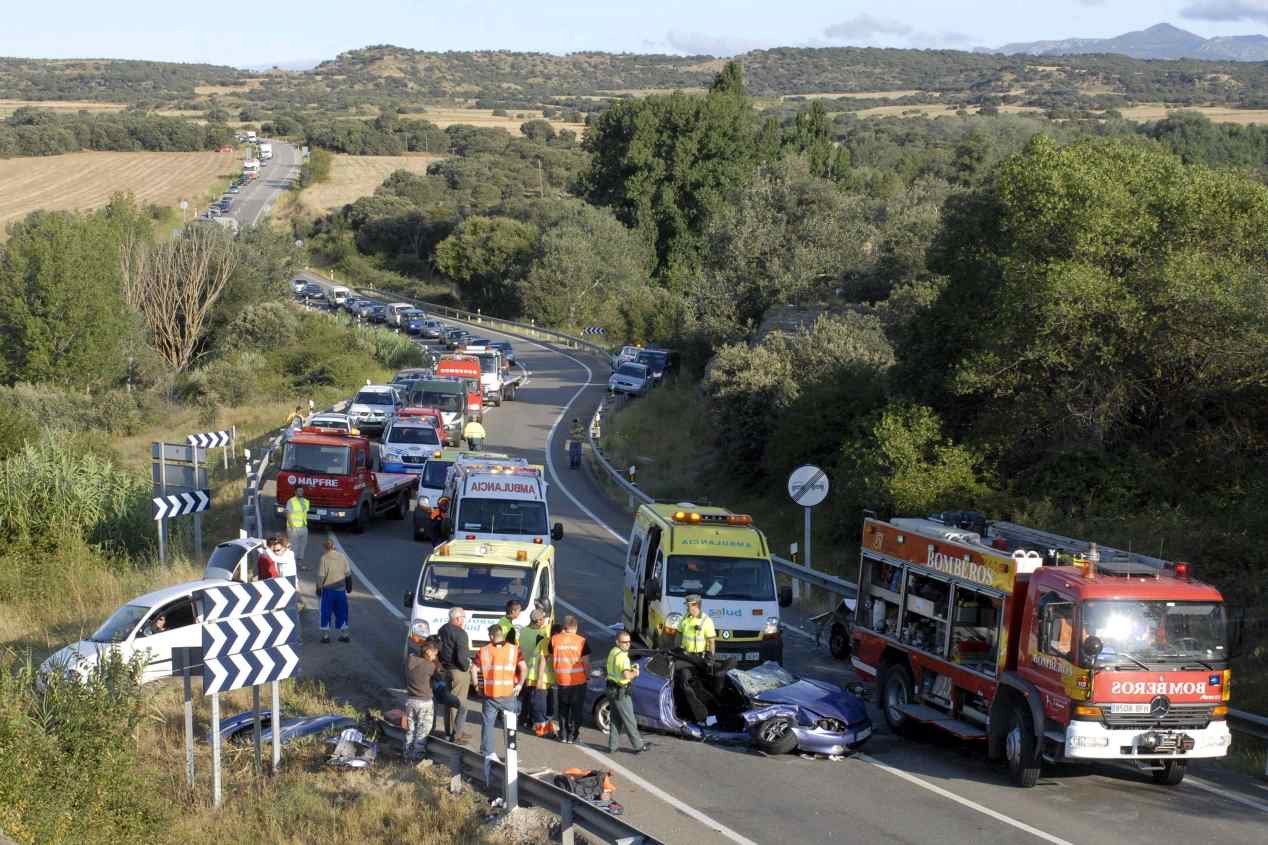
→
(851, 512, 1234, 787)
(435, 355, 483, 421)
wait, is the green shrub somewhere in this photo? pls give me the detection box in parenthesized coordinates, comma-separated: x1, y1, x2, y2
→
(0, 650, 164, 844)
(0, 434, 151, 555)
(221, 301, 299, 352)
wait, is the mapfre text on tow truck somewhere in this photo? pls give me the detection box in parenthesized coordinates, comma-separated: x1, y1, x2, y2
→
(851, 512, 1236, 787)
(275, 425, 418, 533)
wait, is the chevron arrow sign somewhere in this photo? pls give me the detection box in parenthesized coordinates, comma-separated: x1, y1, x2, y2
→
(152, 489, 211, 520)
(200, 577, 296, 622)
(202, 609, 296, 661)
(188, 430, 231, 449)
(203, 643, 300, 696)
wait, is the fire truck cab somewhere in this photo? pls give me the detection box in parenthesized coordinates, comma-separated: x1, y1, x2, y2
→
(851, 513, 1233, 788)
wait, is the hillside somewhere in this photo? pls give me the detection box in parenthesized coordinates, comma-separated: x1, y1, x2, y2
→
(0, 57, 246, 103)
(992, 22, 1268, 61)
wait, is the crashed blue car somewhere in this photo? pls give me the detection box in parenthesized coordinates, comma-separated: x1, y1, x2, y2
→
(215, 710, 357, 745)
(585, 652, 871, 756)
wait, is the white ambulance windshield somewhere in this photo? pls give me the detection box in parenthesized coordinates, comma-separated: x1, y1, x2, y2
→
(421, 563, 529, 611)
(667, 556, 775, 601)
(458, 499, 548, 536)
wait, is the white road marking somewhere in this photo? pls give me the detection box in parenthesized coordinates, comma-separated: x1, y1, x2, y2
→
(1180, 773, 1268, 814)
(326, 530, 407, 623)
(855, 753, 1075, 845)
(571, 742, 763, 845)
(555, 597, 613, 634)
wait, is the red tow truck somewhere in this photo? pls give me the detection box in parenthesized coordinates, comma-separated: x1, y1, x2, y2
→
(275, 426, 418, 533)
(851, 512, 1235, 787)
(435, 355, 483, 421)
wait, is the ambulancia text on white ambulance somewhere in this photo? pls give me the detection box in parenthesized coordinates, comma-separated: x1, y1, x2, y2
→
(442, 459, 563, 545)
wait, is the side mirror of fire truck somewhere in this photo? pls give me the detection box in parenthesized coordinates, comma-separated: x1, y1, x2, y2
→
(1079, 635, 1103, 668)
(778, 585, 793, 608)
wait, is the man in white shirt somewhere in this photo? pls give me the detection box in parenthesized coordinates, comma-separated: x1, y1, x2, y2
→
(268, 536, 302, 641)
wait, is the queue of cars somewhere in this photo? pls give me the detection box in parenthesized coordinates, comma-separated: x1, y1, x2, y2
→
(608, 345, 674, 396)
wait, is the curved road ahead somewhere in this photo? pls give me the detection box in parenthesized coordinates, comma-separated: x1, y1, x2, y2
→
(276, 290, 1268, 845)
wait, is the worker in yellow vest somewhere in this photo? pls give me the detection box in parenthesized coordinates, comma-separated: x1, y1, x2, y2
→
(477, 624, 526, 760)
(551, 615, 590, 743)
(678, 594, 716, 655)
(606, 630, 649, 753)
(285, 487, 311, 566)
(494, 599, 523, 645)
(519, 608, 556, 736)
(674, 594, 716, 724)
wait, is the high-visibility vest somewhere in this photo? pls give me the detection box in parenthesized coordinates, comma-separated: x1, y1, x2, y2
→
(520, 626, 554, 685)
(478, 643, 519, 698)
(286, 496, 310, 529)
(551, 632, 586, 686)
(606, 647, 631, 686)
(680, 613, 715, 653)
(495, 616, 516, 638)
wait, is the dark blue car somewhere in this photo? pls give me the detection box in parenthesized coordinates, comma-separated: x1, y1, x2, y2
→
(585, 651, 871, 756)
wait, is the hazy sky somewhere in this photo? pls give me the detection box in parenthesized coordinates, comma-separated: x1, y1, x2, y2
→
(4, 0, 1268, 67)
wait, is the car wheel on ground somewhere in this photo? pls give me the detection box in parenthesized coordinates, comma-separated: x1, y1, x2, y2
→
(389, 492, 408, 521)
(750, 716, 799, 755)
(592, 696, 612, 735)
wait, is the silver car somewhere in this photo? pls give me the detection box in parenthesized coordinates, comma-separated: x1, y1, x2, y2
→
(608, 362, 650, 396)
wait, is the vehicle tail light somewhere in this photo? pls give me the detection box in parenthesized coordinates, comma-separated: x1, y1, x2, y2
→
(465, 534, 477, 540)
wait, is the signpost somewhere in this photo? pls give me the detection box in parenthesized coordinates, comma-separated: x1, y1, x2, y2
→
(150, 431, 235, 565)
(787, 465, 830, 601)
(200, 578, 300, 804)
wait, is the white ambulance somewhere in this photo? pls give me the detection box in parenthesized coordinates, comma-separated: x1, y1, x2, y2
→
(443, 460, 563, 545)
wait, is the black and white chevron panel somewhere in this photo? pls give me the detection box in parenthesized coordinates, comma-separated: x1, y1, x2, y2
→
(581, 326, 606, 336)
(203, 643, 299, 696)
(187, 430, 231, 448)
(200, 577, 296, 623)
(202, 610, 296, 661)
(152, 490, 211, 520)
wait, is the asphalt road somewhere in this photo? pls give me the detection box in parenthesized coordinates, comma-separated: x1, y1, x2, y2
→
(284, 277, 1268, 845)
(226, 140, 300, 228)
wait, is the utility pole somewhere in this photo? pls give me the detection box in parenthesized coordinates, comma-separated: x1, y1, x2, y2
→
(538, 159, 544, 199)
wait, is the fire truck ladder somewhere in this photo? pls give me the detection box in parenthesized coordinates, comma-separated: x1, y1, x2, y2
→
(988, 521, 1168, 578)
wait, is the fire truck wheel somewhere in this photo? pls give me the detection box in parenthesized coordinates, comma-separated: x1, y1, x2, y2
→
(1005, 705, 1041, 788)
(1151, 760, 1186, 786)
(829, 624, 851, 659)
(881, 664, 915, 734)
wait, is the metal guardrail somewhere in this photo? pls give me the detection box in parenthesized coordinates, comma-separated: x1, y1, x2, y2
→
(241, 432, 281, 538)
(584, 396, 858, 598)
(1227, 709, 1268, 776)
(422, 734, 663, 845)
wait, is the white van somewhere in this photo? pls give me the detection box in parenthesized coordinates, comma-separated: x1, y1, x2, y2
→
(442, 461, 563, 545)
(326, 285, 351, 307)
(387, 303, 415, 326)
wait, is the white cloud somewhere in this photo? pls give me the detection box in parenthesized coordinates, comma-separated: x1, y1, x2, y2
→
(1180, 0, 1268, 23)
(663, 30, 767, 57)
(823, 14, 913, 41)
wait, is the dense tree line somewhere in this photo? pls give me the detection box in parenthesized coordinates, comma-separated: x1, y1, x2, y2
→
(0, 57, 244, 103)
(0, 108, 234, 158)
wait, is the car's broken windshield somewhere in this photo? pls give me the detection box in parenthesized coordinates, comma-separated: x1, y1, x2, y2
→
(727, 661, 798, 697)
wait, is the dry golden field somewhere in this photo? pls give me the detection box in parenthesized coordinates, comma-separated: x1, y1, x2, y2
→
(785, 90, 925, 100)
(0, 150, 239, 232)
(297, 153, 447, 213)
(0, 99, 128, 116)
(407, 106, 586, 136)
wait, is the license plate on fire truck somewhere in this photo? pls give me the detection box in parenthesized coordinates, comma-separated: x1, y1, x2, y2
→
(1109, 703, 1152, 714)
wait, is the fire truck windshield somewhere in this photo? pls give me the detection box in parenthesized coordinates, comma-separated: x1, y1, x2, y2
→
(1082, 600, 1227, 667)
(666, 556, 775, 601)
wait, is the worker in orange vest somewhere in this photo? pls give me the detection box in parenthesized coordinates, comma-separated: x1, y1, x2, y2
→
(478, 623, 527, 761)
(551, 615, 591, 744)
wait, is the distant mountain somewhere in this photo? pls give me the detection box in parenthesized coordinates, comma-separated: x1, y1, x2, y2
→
(991, 22, 1268, 62)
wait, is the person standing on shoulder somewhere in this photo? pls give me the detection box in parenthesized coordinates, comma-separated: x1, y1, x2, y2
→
(316, 537, 352, 643)
(551, 615, 590, 744)
(606, 630, 649, 753)
(519, 608, 555, 737)
(268, 536, 302, 641)
(404, 640, 439, 761)
(285, 487, 311, 568)
(286, 405, 305, 429)
(437, 607, 472, 742)
(478, 624, 527, 763)
(463, 418, 486, 451)
(678, 594, 716, 656)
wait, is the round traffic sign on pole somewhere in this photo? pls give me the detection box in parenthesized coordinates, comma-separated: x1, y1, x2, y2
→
(788, 465, 829, 507)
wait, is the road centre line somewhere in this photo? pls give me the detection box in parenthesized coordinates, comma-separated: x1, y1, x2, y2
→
(854, 753, 1076, 845)
(327, 530, 407, 623)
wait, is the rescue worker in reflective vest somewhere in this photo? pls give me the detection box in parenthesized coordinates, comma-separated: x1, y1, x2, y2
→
(551, 615, 591, 743)
(285, 487, 311, 566)
(463, 419, 486, 451)
(495, 599, 522, 645)
(519, 608, 556, 736)
(606, 630, 650, 753)
(478, 623, 527, 761)
(674, 594, 716, 723)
